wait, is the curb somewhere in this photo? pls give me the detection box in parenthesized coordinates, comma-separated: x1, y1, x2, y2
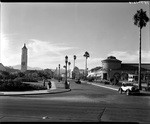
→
(87, 82, 118, 91)
(0, 88, 71, 96)
(86, 82, 150, 94)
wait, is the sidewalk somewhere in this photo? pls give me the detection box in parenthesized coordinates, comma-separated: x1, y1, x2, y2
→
(0, 80, 71, 96)
(81, 80, 150, 94)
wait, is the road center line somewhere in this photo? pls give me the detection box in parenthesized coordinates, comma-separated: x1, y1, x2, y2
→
(87, 82, 118, 91)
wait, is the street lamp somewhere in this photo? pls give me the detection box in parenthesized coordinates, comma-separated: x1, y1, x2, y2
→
(65, 56, 69, 89)
(68, 62, 71, 78)
(58, 64, 60, 82)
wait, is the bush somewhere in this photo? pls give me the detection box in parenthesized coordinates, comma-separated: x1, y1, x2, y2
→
(14, 77, 38, 82)
(0, 80, 46, 91)
(29, 84, 47, 90)
(100, 79, 110, 84)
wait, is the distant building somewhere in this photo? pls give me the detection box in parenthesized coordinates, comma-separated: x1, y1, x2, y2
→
(0, 63, 6, 71)
(72, 66, 80, 79)
(21, 44, 28, 72)
(72, 66, 85, 79)
(88, 56, 150, 81)
(88, 66, 102, 78)
(101, 56, 122, 80)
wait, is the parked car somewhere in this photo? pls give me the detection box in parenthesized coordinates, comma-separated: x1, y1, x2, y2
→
(75, 79, 81, 84)
(87, 77, 94, 82)
(118, 82, 140, 95)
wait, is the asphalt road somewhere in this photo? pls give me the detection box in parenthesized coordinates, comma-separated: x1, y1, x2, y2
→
(0, 80, 150, 123)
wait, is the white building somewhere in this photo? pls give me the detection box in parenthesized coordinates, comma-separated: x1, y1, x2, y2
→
(88, 56, 150, 81)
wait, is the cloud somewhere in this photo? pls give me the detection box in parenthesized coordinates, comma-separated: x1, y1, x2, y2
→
(1, 36, 76, 68)
(1, 33, 11, 65)
(108, 50, 150, 63)
(1, 33, 9, 54)
(1, 33, 24, 66)
(26, 39, 76, 68)
(28, 39, 74, 57)
(86, 57, 103, 69)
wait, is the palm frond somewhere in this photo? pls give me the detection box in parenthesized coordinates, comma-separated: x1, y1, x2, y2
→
(74, 55, 76, 60)
(83, 51, 90, 58)
(133, 9, 149, 29)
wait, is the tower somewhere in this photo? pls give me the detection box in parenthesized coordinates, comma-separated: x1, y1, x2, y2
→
(21, 43, 28, 72)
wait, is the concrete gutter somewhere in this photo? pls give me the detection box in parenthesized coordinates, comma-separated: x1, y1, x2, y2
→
(86, 82, 118, 91)
(88, 82, 118, 91)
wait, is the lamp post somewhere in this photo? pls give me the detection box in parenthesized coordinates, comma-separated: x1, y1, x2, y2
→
(68, 62, 71, 78)
(65, 56, 69, 89)
(58, 64, 60, 82)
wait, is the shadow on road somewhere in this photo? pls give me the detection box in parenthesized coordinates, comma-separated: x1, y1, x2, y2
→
(71, 89, 85, 90)
(100, 122, 139, 124)
(133, 92, 150, 96)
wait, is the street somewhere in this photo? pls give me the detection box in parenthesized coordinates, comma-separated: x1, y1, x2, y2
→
(0, 80, 150, 123)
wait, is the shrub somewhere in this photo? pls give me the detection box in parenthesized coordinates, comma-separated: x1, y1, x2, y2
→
(100, 79, 110, 84)
(14, 77, 38, 82)
(29, 84, 47, 90)
(87, 77, 95, 82)
(0, 80, 46, 91)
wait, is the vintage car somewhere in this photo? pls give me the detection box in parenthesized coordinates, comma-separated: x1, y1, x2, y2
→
(75, 79, 81, 84)
(118, 82, 140, 95)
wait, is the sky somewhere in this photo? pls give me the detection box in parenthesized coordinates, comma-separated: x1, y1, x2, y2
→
(0, 2, 150, 70)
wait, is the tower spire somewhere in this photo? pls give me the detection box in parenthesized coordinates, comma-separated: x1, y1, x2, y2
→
(21, 43, 28, 72)
(23, 43, 27, 49)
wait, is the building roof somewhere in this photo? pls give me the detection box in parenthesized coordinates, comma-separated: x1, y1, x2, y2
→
(101, 56, 122, 63)
(121, 63, 150, 71)
(90, 66, 102, 72)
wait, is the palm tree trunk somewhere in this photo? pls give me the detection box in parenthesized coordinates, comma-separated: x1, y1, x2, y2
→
(85, 58, 87, 78)
(138, 27, 142, 90)
(74, 59, 75, 69)
(65, 62, 68, 89)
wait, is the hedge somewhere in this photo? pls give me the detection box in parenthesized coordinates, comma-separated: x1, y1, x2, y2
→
(0, 80, 46, 91)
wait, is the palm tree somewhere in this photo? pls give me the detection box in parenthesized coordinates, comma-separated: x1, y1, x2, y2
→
(133, 9, 149, 90)
(68, 62, 71, 78)
(73, 55, 77, 69)
(83, 51, 90, 78)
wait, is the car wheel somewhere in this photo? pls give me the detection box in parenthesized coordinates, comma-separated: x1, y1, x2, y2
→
(118, 88, 122, 94)
(126, 90, 130, 96)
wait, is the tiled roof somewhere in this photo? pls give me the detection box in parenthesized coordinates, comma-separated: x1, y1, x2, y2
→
(121, 63, 150, 71)
(101, 56, 122, 63)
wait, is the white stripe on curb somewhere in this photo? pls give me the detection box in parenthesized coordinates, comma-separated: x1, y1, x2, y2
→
(87, 82, 118, 91)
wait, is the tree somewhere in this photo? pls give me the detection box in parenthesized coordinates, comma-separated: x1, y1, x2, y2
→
(83, 51, 90, 78)
(73, 55, 77, 69)
(133, 9, 149, 90)
(18, 72, 25, 77)
(1, 71, 10, 80)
